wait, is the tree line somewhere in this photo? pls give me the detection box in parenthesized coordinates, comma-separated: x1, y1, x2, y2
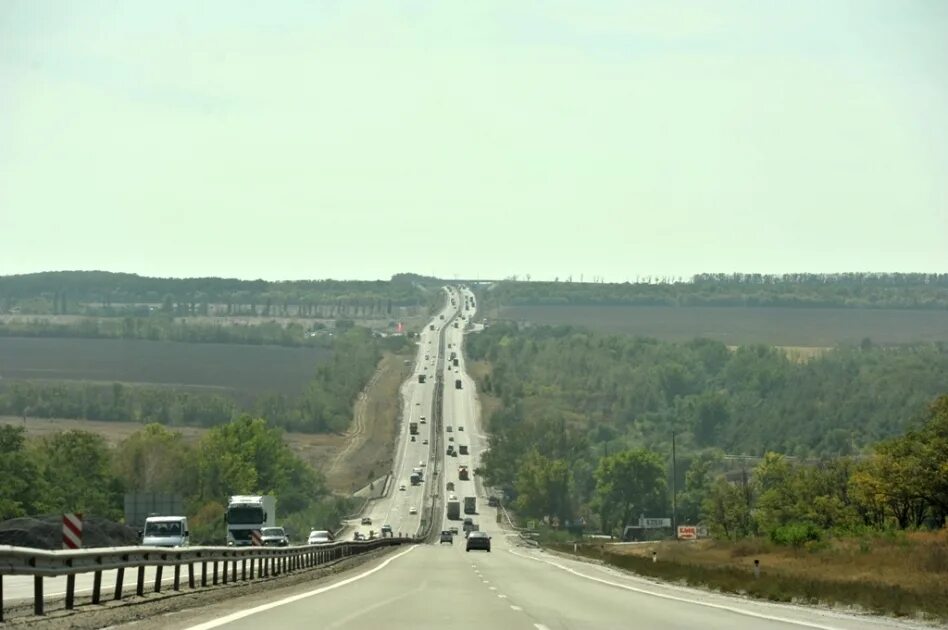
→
(465, 323, 948, 538)
(486, 273, 948, 309)
(0, 418, 352, 543)
(0, 328, 411, 434)
(0, 271, 439, 317)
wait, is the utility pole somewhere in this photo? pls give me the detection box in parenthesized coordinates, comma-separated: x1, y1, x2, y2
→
(671, 431, 678, 537)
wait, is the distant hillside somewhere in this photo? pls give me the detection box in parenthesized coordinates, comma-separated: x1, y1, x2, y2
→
(484, 273, 948, 310)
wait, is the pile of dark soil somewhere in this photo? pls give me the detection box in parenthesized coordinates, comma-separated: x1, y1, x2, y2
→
(0, 515, 140, 549)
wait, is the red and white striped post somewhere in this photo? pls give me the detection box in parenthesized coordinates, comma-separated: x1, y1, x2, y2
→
(250, 530, 262, 546)
(62, 513, 83, 550)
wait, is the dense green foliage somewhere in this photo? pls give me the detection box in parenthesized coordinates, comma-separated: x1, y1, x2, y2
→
(467, 323, 947, 534)
(0, 270, 436, 317)
(0, 328, 410, 433)
(468, 324, 947, 457)
(0, 419, 347, 542)
(486, 273, 948, 309)
(700, 397, 948, 539)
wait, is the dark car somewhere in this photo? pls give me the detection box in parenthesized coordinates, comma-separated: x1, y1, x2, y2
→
(466, 531, 491, 552)
(260, 527, 289, 547)
(381, 524, 393, 537)
(361, 516, 372, 525)
(439, 530, 453, 544)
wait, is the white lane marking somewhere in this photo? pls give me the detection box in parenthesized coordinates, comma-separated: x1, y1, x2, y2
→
(489, 586, 497, 591)
(482, 580, 489, 584)
(497, 594, 507, 599)
(510, 605, 523, 611)
(534, 625, 550, 630)
(508, 548, 842, 630)
(184, 546, 416, 630)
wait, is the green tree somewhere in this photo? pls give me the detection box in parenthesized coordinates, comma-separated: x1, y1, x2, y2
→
(514, 450, 573, 524)
(31, 430, 123, 518)
(593, 448, 667, 536)
(113, 424, 197, 495)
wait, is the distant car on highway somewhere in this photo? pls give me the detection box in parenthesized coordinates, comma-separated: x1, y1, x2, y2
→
(466, 531, 491, 552)
(361, 516, 372, 525)
(260, 526, 289, 547)
(439, 530, 453, 544)
(446, 482, 455, 491)
(381, 524, 393, 537)
(409, 506, 417, 514)
(399, 483, 406, 491)
(448, 436, 454, 442)
(446, 426, 453, 432)
(458, 426, 464, 431)
(307, 530, 333, 545)
(449, 526, 459, 535)
(422, 439, 428, 445)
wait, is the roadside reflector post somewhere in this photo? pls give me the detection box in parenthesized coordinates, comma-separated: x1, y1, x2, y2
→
(173, 564, 181, 591)
(137, 566, 146, 596)
(241, 558, 247, 581)
(65, 573, 76, 609)
(62, 513, 83, 550)
(652, 551, 657, 563)
(754, 559, 760, 579)
(154, 565, 163, 592)
(188, 562, 196, 589)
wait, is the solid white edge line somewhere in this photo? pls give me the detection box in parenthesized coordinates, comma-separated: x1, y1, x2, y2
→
(183, 545, 416, 630)
(507, 548, 842, 630)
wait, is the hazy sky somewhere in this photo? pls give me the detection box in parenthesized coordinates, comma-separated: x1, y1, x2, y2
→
(2, 1, 946, 281)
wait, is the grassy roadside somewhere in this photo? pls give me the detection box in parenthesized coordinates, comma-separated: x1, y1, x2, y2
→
(551, 531, 948, 622)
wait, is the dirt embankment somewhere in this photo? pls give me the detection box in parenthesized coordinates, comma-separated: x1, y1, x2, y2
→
(324, 352, 412, 493)
(0, 516, 139, 549)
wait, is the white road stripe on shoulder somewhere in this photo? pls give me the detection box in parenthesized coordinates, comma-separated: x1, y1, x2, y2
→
(507, 548, 842, 630)
(184, 545, 416, 630)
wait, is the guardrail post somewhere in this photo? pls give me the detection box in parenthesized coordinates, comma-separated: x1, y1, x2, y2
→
(1, 574, 4, 622)
(233, 559, 238, 582)
(114, 567, 125, 600)
(250, 557, 256, 579)
(154, 565, 163, 593)
(189, 562, 196, 589)
(241, 558, 247, 581)
(92, 570, 102, 604)
(212, 561, 218, 585)
(137, 566, 146, 596)
(66, 573, 76, 609)
(174, 564, 181, 591)
(222, 559, 228, 584)
(34, 575, 44, 616)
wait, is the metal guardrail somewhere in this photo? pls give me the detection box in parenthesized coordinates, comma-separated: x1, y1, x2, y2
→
(0, 536, 415, 621)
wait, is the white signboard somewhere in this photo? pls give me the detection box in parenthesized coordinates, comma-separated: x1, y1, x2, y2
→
(677, 525, 698, 540)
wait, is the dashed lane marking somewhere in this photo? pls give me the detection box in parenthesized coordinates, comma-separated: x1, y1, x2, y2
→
(510, 605, 523, 611)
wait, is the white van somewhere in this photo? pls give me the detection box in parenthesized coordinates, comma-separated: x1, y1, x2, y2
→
(142, 516, 190, 547)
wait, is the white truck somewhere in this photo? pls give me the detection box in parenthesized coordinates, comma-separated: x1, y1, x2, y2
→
(226, 495, 276, 546)
(141, 516, 189, 547)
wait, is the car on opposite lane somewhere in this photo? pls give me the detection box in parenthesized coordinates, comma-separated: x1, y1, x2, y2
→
(439, 530, 453, 544)
(260, 527, 289, 547)
(466, 531, 491, 552)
